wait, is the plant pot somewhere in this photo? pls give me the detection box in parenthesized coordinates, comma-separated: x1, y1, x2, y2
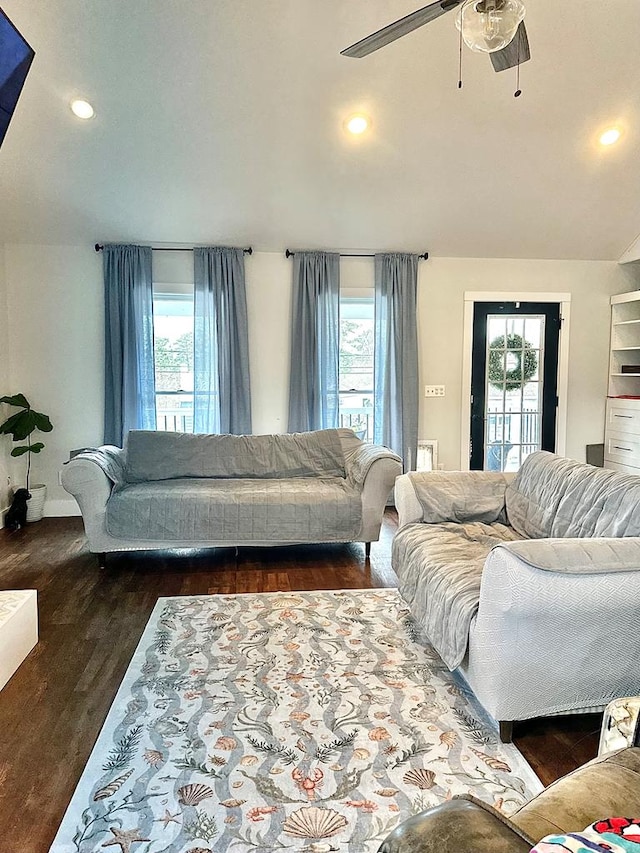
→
(26, 484, 46, 523)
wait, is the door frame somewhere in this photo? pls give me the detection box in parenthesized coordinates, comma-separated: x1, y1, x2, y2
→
(460, 291, 571, 471)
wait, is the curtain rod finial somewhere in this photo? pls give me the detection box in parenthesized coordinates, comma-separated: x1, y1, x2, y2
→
(95, 243, 103, 253)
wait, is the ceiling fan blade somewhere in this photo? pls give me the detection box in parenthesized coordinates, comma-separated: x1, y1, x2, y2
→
(490, 21, 530, 72)
(341, 0, 463, 58)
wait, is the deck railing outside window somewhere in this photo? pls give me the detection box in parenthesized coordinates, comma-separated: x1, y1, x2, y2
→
(339, 390, 374, 443)
(155, 391, 193, 433)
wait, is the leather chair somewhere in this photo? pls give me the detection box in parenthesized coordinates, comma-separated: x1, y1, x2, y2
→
(378, 747, 640, 853)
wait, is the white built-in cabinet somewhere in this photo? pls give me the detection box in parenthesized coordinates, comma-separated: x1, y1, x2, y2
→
(605, 291, 640, 474)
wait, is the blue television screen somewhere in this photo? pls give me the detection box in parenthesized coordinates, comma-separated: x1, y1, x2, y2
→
(0, 8, 35, 148)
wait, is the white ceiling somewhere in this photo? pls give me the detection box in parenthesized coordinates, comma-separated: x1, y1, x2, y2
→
(0, 0, 639, 260)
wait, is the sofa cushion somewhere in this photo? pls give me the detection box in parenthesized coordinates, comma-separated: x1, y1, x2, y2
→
(407, 471, 512, 524)
(393, 521, 523, 670)
(106, 477, 362, 541)
(124, 429, 347, 483)
(506, 451, 640, 539)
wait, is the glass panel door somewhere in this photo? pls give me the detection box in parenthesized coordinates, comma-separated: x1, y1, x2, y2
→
(470, 302, 561, 471)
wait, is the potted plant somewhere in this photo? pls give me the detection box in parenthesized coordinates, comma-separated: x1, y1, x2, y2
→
(0, 393, 53, 522)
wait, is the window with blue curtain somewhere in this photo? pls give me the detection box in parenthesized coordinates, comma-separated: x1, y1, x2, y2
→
(105, 244, 252, 440)
(103, 243, 157, 445)
(373, 252, 419, 469)
(193, 246, 252, 435)
(287, 249, 419, 463)
(288, 251, 340, 432)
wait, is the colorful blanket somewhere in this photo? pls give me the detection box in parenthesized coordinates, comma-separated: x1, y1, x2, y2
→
(532, 818, 640, 853)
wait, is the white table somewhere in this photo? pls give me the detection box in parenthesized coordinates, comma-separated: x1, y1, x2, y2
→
(0, 590, 38, 690)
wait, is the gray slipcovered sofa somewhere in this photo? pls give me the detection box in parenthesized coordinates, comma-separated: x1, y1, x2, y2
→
(61, 428, 401, 564)
(393, 450, 640, 741)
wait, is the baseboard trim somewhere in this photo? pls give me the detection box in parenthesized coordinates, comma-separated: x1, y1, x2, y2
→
(44, 499, 80, 518)
(1, 498, 80, 525)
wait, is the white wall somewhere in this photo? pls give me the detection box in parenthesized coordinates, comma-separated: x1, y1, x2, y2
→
(3, 244, 640, 516)
(4, 245, 103, 515)
(245, 252, 292, 434)
(418, 258, 640, 469)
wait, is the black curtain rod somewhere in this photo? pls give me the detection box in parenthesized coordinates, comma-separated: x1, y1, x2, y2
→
(285, 249, 429, 260)
(94, 244, 253, 255)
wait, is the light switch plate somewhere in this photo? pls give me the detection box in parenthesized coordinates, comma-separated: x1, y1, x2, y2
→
(425, 385, 445, 397)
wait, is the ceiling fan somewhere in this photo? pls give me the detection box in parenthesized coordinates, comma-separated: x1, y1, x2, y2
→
(341, 0, 530, 74)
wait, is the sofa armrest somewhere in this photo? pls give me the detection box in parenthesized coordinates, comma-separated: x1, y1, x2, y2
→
(378, 797, 533, 853)
(496, 537, 640, 575)
(60, 447, 126, 555)
(356, 456, 402, 541)
(61, 446, 126, 511)
(344, 443, 402, 487)
(464, 544, 640, 722)
(396, 471, 514, 529)
(395, 473, 424, 528)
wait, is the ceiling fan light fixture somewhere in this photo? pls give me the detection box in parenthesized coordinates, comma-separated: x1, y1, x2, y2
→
(70, 98, 95, 119)
(456, 0, 525, 54)
(600, 128, 622, 147)
(345, 114, 370, 135)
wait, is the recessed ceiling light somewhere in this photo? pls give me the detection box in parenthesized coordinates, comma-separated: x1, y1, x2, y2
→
(346, 114, 370, 135)
(600, 127, 621, 146)
(70, 99, 95, 120)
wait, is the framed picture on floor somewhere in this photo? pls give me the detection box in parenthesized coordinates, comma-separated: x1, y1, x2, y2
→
(417, 439, 438, 472)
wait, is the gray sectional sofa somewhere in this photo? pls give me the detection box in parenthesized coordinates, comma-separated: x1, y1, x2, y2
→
(393, 450, 640, 740)
(61, 428, 401, 564)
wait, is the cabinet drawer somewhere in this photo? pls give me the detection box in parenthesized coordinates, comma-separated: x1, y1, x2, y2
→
(606, 400, 640, 436)
(604, 459, 640, 476)
(605, 433, 640, 466)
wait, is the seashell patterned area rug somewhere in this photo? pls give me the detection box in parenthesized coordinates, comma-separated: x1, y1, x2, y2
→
(49, 589, 541, 853)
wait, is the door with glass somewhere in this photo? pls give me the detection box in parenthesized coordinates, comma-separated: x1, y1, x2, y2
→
(470, 302, 561, 471)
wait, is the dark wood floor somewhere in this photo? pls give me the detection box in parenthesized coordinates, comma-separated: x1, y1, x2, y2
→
(0, 513, 600, 853)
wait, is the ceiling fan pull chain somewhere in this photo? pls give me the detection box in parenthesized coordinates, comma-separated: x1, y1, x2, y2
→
(458, 17, 464, 88)
(514, 28, 522, 97)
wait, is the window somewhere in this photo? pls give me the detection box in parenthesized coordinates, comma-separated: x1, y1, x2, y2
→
(339, 297, 374, 442)
(153, 293, 194, 432)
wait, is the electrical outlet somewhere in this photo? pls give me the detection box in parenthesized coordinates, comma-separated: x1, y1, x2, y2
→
(424, 385, 445, 397)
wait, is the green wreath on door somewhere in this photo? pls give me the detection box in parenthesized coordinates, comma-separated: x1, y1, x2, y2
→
(488, 333, 538, 392)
